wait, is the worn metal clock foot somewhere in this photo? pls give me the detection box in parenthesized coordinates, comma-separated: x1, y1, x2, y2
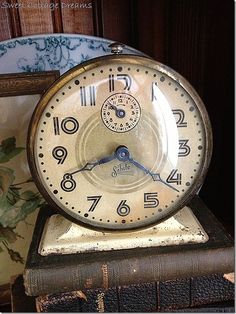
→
(39, 205, 208, 255)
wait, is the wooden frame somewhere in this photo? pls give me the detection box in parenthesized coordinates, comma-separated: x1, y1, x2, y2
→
(0, 71, 60, 97)
(0, 70, 60, 307)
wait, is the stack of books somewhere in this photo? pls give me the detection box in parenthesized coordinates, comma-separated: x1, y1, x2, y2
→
(21, 196, 234, 312)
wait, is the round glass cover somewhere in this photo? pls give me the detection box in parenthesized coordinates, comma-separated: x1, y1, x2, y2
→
(28, 55, 212, 230)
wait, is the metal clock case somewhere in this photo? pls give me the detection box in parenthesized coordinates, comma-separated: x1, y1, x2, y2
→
(27, 54, 212, 231)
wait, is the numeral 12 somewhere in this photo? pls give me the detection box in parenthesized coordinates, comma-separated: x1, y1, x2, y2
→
(109, 74, 131, 92)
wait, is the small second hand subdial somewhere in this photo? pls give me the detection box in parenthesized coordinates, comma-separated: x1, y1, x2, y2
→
(101, 93, 141, 133)
(109, 102, 126, 118)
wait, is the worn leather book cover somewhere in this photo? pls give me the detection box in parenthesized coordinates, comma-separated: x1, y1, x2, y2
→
(35, 273, 234, 312)
(23, 196, 234, 296)
(10, 275, 234, 313)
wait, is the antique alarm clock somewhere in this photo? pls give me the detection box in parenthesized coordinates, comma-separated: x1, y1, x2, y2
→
(27, 44, 212, 239)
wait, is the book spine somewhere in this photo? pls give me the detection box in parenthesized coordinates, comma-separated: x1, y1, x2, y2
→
(24, 246, 234, 296)
(35, 274, 235, 312)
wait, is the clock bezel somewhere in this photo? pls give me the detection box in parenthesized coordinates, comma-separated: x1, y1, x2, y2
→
(27, 54, 213, 231)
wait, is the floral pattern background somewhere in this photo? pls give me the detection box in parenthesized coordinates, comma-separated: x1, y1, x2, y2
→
(0, 34, 143, 74)
(0, 137, 45, 260)
(0, 95, 43, 285)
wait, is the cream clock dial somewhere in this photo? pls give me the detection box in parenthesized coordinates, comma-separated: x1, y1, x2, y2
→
(28, 55, 212, 230)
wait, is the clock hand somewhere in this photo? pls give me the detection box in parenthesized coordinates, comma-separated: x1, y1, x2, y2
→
(66, 153, 116, 177)
(109, 102, 126, 118)
(115, 146, 179, 192)
(63, 146, 178, 192)
(131, 159, 179, 192)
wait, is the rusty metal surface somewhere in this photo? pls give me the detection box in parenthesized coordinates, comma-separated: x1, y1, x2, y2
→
(38, 205, 208, 255)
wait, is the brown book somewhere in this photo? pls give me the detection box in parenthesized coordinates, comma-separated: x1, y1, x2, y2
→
(23, 196, 234, 296)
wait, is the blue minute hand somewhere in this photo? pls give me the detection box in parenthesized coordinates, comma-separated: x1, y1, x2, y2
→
(115, 146, 179, 192)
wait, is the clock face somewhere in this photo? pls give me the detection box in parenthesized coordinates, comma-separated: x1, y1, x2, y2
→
(28, 55, 212, 230)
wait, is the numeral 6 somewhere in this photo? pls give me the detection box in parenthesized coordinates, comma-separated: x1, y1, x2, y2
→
(117, 200, 130, 216)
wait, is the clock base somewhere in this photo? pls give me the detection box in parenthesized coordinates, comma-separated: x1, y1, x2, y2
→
(38, 205, 208, 256)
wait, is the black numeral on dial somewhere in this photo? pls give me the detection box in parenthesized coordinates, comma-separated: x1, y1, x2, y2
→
(87, 195, 102, 212)
(61, 174, 76, 192)
(53, 117, 79, 135)
(166, 169, 182, 185)
(80, 86, 96, 106)
(108, 74, 131, 92)
(151, 82, 158, 101)
(109, 74, 115, 92)
(144, 192, 159, 208)
(172, 109, 187, 127)
(117, 200, 130, 216)
(52, 146, 67, 164)
(178, 140, 191, 156)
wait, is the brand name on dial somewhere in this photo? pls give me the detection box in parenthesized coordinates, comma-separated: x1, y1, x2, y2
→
(111, 163, 133, 177)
